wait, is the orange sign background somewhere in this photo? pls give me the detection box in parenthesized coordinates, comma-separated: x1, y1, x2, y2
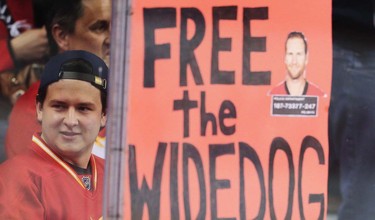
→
(123, 0, 331, 219)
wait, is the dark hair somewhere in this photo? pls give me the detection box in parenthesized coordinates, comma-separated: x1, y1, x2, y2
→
(286, 31, 308, 53)
(37, 58, 107, 113)
(46, 0, 85, 56)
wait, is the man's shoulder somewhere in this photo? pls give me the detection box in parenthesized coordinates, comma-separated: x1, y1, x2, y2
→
(10, 80, 40, 114)
(307, 81, 326, 97)
(93, 155, 105, 169)
(6, 81, 41, 158)
(269, 81, 287, 95)
(17, 81, 40, 103)
(0, 151, 44, 180)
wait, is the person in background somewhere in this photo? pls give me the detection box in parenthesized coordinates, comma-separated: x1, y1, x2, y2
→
(4, 0, 111, 160)
(0, 0, 49, 163)
(0, 50, 107, 218)
(0, 0, 49, 103)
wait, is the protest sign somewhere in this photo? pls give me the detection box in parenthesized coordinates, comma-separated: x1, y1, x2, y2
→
(106, 0, 332, 219)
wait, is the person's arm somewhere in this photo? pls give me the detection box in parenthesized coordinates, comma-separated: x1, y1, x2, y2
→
(0, 22, 17, 72)
(10, 27, 49, 65)
(0, 26, 48, 103)
(0, 24, 48, 72)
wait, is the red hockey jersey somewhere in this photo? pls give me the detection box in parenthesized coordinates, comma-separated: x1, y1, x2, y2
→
(0, 133, 104, 219)
(269, 80, 326, 97)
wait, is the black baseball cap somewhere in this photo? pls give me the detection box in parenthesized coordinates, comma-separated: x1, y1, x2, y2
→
(37, 50, 109, 98)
